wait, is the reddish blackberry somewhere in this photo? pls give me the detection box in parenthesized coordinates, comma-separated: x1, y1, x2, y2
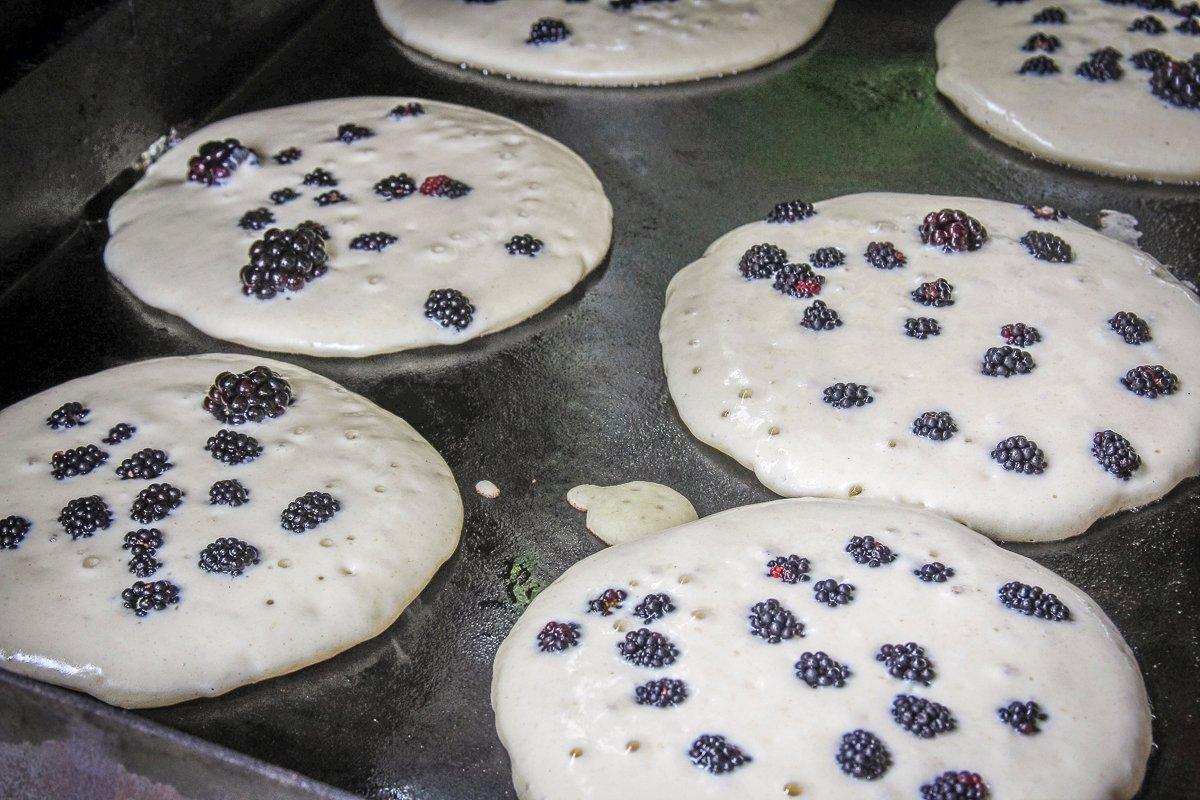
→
(892, 694, 957, 739)
(203, 366, 294, 425)
(527, 17, 571, 44)
(810, 247, 846, 269)
(388, 101, 425, 119)
(303, 168, 338, 187)
(773, 262, 825, 298)
(912, 411, 957, 441)
(205, 429, 263, 465)
(813, 578, 854, 607)
(633, 592, 675, 623)
(1076, 47, 1124, 81)
(505, 234, 544, 256)
(374, 173, 417, 200)
(314, 190, 349, 206)
(537, 621, 581, 652)
(238, 207, 275, 231)
(1121, 364, 1179, 397)
(823, 382, 873, 409)
(350, 232, 398, 252)
(688, 734, 752, 775)
(846, 535, 896, 567)
(114, 448, 171, 480)
(912, 278, 954, 307)
(1132, 48, 1170, 71)
(210, 479, 250, 507)
(981, 346, 1035, 377)
(1021, 32, 1061, 52)
(748, 599, 805, 643)
(1108, 310, 1152, 345)
(1092, 430, 1142, 479)
(240, 225, 330, 299)
(635, 678, 687, 707)
(280, 491, 340, 533)
(795, 651, 851, 688)
(199, 537, 261, 576)
(801, 300, 843, 331)
(121, 580, 181, 616)
(273, 147, 302, 164)
(1020, 230, 1073, 262)
(102, 423, 136, 444)
(186, 139, 255, 185)
(914, 562, 956, 582)
(419, 175, 472, 198)
(921, 771, 989, 800)
(877, 642, 936, 684)
(865, 241, 907, 269)
(766, 199, 816, 223)
(618, 628, 679, 667)
(1031, 6, 1067, 23)
(1025, 204, 1068, 221)
(51, 445, 109, 480)
(920, 209, 988, 253)
(47, 402, 89, 429)
(1019, 55, 1060, 75)
(587, 588, 628, 616)
(0, 516, 31, 550)
(998, 581, 1071, 620)
(336, 123, 374, 143)
(130, 483, 184, 524)
(998, 700, 1047, 734)
(122, 528, 163, 554)
(270, 188, 300, 205)
(128, 550, 162, 578)
(1131, 14, 1167, 32)
(424, 288, 476, 331)
(767, 554, 811, 583)
(835, 729, 891, 780)
(904, 317, 941, 339)
(991, 435, 1047, 474)
(1000, 322, 1041, 347)
(738, 243, 788, 279)
(58, 496, 113, 539)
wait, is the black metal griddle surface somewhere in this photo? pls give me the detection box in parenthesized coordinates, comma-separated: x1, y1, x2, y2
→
(1, 0, 1198, 797)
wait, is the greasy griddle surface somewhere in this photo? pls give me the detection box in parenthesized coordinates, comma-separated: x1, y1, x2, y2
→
(1, 0, 1197, 797)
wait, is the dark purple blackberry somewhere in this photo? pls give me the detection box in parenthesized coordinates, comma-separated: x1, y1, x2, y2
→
(0, 516, 31, 550)
(270, 188, 300, 205)
(1020, 230, 1074, 262)
(846, 535, 896, 567)
(58, 496, 113, 539)
(633, 592, 675, 623)
(766, 199, 816, 223)
(297, 220, 330, 241)
(280, 491, 340, 533)
(303, 168, 338, 187)
(505, 234, 544, 256)
(738, 243, 788, 279)
(205, 429, 263, 465)
(877, 642, 936, 685)
(618, 628, 679, 667)
(424, 288, 476, 331)
(1031, 6, 1067, 23)
(748, 598, 805, 643)
(130, 483, 184, 524)
(537, 621, 581, 652)
(822, 382, 873, 409)
(1131, 48, 1170, 71)
(314, 190, 349, 206)
(981, 346, 1035, 377)
(186, 139, 255, 185)
(919, 209, 988, 253)
(773, 262, 825, 298)
(767, 554, 811, 583)
(998, 700, 1047, 734)
(1178, 15, 1200, 33)
(47, 402, 89, 429)
(865, 241, 907, 270)
(904, 317, 941, 339)
(114, 448, 171, 480)
(1178, 3, 1200, 18)
(128, 550, 162, 578)
(1019, 55, 1060, 75)
(336, 123, 374, 143)
(809, 247, 845, 269)
(51, 444, 109, 480)
(795, 651, 851, 688)
(240, 225, 330, 299)
(1021, 32, 1061, 52)
(835, 729, 891, 780)
(921, 771, 989, 800)
(374, 173, 417, 200)
(238, 207, 275, 231)
(1025, 204, 1068, 221)
(688, 734, 752, 775)
(388, 101, 425, 119)
(800, 300, 843, 332)
(527, 17, 571, 44)
(350, 232, 398, 252)
(199, 537, 261, 576)
(1108, 311, 1152, 345)
(121, 580, 181, 616)
(610, 0, 676, 8)
(991, 435, 1047, 474)
(122, 527, 163, 554)
(273, 147, 302, 164)
(914, 562, 956, 582)
(210, 479, 250, 507)
(912, 411, 957, 441)
(634, 678, 687, 707)
(1076, 47, 1124, 81)
(813, 578, 854, 607)
(419, 175, 472, 198)
(587, 588, 628, 616)
(102, 423, 136, 445)
(911, 278, 954, 307)
(204, 366, 294, 425)
(1131, 14, 1168, 32)
(1000, 322, 1041, 347)
(1121, 364, 1180, 397)
(892, 694, 957, 738)
(998, 581, 1071, 620)
(1092, 430, 1142, 479)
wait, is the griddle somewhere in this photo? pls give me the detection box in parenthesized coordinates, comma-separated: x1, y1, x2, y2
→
(0, 0, 1197, 798)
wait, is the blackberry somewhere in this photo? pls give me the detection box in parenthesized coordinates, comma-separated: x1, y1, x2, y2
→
(801, 299, 841, 331)
(914, 562, 956, 582)
(536, 621, 581, 652)
(635, 678, 687, 707)
(1149, 55, 1200, 108)
(121, 580, 181, 616)
(904, 317, 941, 339)
(303, 168, 338, 187)
(388, 101, 425, 119)
(199, 537, 261, 576)
(998, 700, 1047, 734)
(1178, 15, 1200, 33)
(920, 209, 988, 253)
(336, 123, 374, 143)
(835, 729, 891, 780)
(877, 642, 936, 684)
(270, 188, 300, 205)
(122, 528, 163, 553)
(912, 411, 957, 441)
(767, 554, 811, 583)
(297, 220, 330, 241)
(128, 550, 162, 578)
(1130, 14, 1167, 32)
(1179, 2, 1200, 17)
(822, 382, 873, 409)
(1092, 430, 1142, 479)
(865, 241, 906, 269)
(892, 694, 957, 738)
(1000, 322, 1041, 346)
(587, 588, 627, 616)
(58, 496, 113, 539)
(114, 448, 172, 480)
(809, 247, 846, 269)
(210, 479, 250, 507)
(186, 139, 255, 185)
(981, 346, 1035, 377)
(424, 288, 476, 331)
(1076, 47, 1124, 81)
(688, 734, 752, 775)
(1121, 364, 1180, 397)
(280, 491, 340, 533)
(527, 17, 570, 45)
(610, 0, 676, 8)
(773, 262, 825, 298)
(795, 651, 851, 688)
(998, 581, 1071, 620)
(314, 190, 348, 206)
(1131, 48, 1170, 71)
(102, 423, 136, 444)
(273, 147, 302, 164)
(1108, 311, 1151, 344)
(912, 278, 954, 307)
(991, 435, 1048, 474)
(419, 175, 472, 198)
(738, 243, 788, 279)
(130, 483, 184, 524)
(350, 232, 398, 252)
(374, 174, 417, 200)
(1019, 55, 1060, 75)
(238, 207, 275, 231)
(618, 628, 679, 667)
(1021, 32, 1061, 52)
(813, 578, 854, 607)
(1020, 230, 1074, 262)
(204, 366, 294, 425)
(766, 199, 816, 223)
(921, 771, 989, 800)
(846, 535, 896, 567)
(633, 592, 675, 623)
(505, 234, 544, 256)
(0, 516, 31, 550)
(1031, 6, 1067, 23)
(240, 225, 330, 299)
(1025, 204, 1068, 221)
(205, 429, 263, 465)
(47, 402, 89, 429)
(51, 444, 109, 479)
(748, 598, 805, 643)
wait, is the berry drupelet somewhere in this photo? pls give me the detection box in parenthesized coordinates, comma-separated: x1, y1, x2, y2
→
(1151, 56, 1200, 108)
(618, 628, 679, 667)
(130, 483, 184, 524)
(527, 17, 570, 45)
(991, 435, 1048, 474)
(795, 651, 852, 688)
(1108, 311, 1152, 344)
(349, 232, 399, 252)
(1076, 47, 1124, 81)
(240, 226, 330, 299)
(238, 207, 275, 231)
(58, 496, 113, 539)
(921, 771, 989, 800)
(210, 479, 251, 507)
(635, 678, 688, 707)
(912, 411, 957, 441)
(505, 234, 544, 256)
(846, 535, 897, 567)
(998, 700, 1048, 734)
(203, 366, 294, 425)
(835, 729, 892, 780)
(912, 278, 954, 307)
(1021, 230, 1074, 262)
(51, 445, 109, 480)
(272, 147, 302, 164)
(0, 516, 31, 550)
(914, 562, 956, 582)
(688, 734, 752, 775)
(1000, 322, 1041, 347)
(633, 592, 675, 623)
(102, 423, 136, 445)
(892, 694, 957, 738)
(738, 243, 788, 280)
(813, 578, 854, 607)
(823, 382, 873, 409)
(47, 402, 89, 429)
(877, 642, 936, 685)
(809, 246, 846, 269)
(280, 491, 340, 533)
(336, 123, 374, 143)
(114, 448, 172, 480)
(766, 199, 816, 223)
(998, 581, 1071, 620)
(187, 139, 255, 185)
(587, 588, 628, 616)
(1020, 55, 1060, 75)
(981, 346, 1036, 377)
(425, 289, 476, 331)
(904, 317, 941, 340)
(374, 173, 417, 200)
(121, 580, 181, 616)
(205, 429, 263, 465)
(1120, 364, 1179, 397)
(303, 168, 338, 187)
(199, 537, 261, 576)
(918, 209, 988, 252)
(772, 262, 825, 298)
(767, 554, 811, 583)
(536, 621, 581, 652)
(748, 599, 805, 643)
(1092, 430, 1142, 479)
(865, 241, 907, 270)
(419, 175, 472, 198)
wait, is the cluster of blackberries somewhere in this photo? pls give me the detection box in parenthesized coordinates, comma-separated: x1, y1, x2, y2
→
(617, 628, 679, 667)
(634, 678, 688, 707)
(747, 598, 805, 643)
(921, 771, 989, 800)
(238, 207, 275, 231)
(767, 554, 811, 584)
(918, 208, 988, 252)
(210, 479, 251, 507)
(835, 729, 892, 780)
(1121, 364, 1179, 397)
(633, 592, 675, 623)
(809, 247, 846, 269)
(865, 241, 907, 270)
(114, 448, 172, 480)
(981, 346, 1035, 377)
(1108, 311, 1152, 344)
(587, 588, 627, 616)
(374, 173, 417, 200)
(773, 262, 825, 298)
(688, 734, 752, 775)
(998, 580, 1071, 621)
(892, 694, 957, 738)
(1076, 46, 1124, 82)
(846, 535, 897, 567)
(187, 138, 255, 185)
(58, 495, 113, 539)
(419, 175, 472, 198)
(102, 423, 136, 444)
(738, 243, 788, 280)
(51, 444, 109, 480)
(1000, 322, 1041, 347)
(203, 366, 294, 425)
(336, 123, 374, 144)
(801, 300, 842, 331)
(912, 278, 954, 307)
(47, 402, 89, 429)
(505, 234, 544, 257)
(130, 483, 184, 524)
(905, 317, 941, 340)
(123, 527, 164, 578)
(527, 17, 570, 45)
(991, 435, 1048, 474)
(205, 429, 263, 465)
(1092, 429, 1142, 479)
(240, 225, 330, 299)
(1020, 230, 1074, 262)
(349, 232, 398, 252)
(766, 199, 816, 223)
(0, 516, 31, 550)
(877, 642, 936, 685)
(914, 561, 956, 582)
(536, 621, 581, 652)
(823, 382, 873, 409)
(795, 651, 852, 688)
(121, 580, 181, 616)
(199, 537, 261, 576)
(813, 578, 855, 607)
(425, 288, 476, 331)
(912, 411, 957, 441)
(998, 699, 1048, 735)
(280, 491, 340, 533)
